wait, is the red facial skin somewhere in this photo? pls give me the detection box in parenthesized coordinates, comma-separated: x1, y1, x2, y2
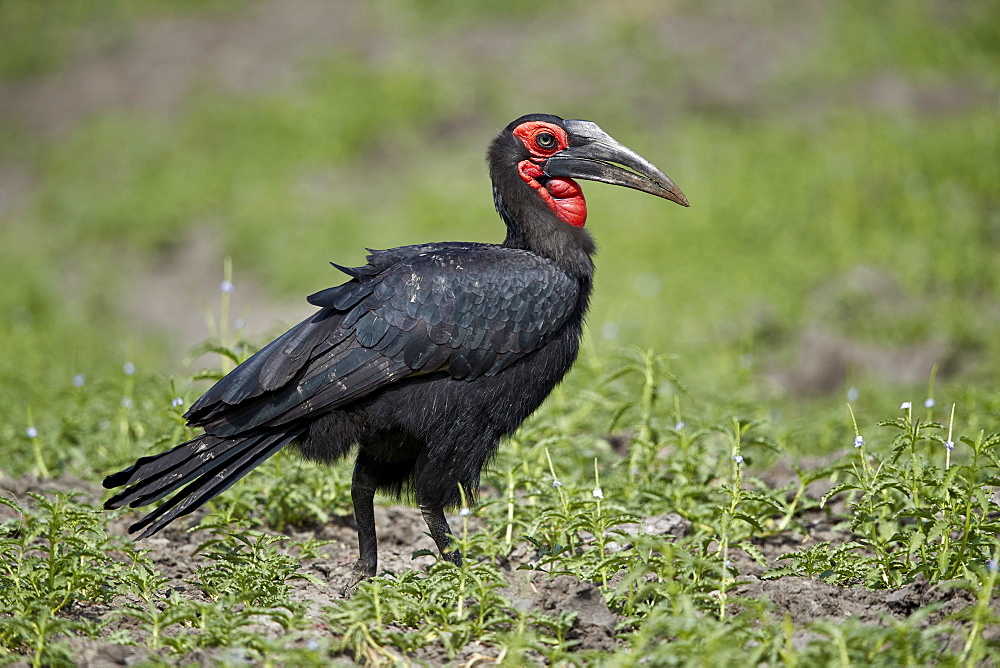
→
(512, 121, 587, 228)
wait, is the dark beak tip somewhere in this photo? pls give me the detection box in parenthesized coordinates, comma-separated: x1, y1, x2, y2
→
(662, 186, 689, 207)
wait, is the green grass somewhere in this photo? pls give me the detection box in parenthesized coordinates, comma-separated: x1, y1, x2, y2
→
(2, 346, 999, 664)
(0, 0, 251, 79)
(1, 0, 998, 664)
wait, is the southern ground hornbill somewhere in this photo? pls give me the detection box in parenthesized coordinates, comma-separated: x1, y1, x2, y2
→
(104, 114, 688, 592)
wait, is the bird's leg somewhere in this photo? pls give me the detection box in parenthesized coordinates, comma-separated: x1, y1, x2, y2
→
(420, 504, 462, 567)
(342, 459, 379, 597)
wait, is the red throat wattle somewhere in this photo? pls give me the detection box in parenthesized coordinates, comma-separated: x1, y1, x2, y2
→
(517, 160, 588, 227)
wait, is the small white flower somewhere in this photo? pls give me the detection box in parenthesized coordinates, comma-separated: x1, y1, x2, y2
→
(943, 440, 955, 451)
(924, 398, 935, 408)
(220, 280, 234, 294)
(459, 507, 471, 516)
(725, 560, 733, 569)
(234, 317, 246, 329)
(306, 638, 320, 651)
(121, 397, 133, 408)
(73, 374, 86, 387)
(732, 455, 744, 465)
(171, 397, 184, 408)
(123, 361, 136, 376)
(592, 487, 604, 499)
(853, 435, 865, 448)
(900, 401, 911, 410)
(846, 387, 859, 402)
(675, 421, 686, 431)
(25, 426, 38, 439)
(551, 479, 562, 488)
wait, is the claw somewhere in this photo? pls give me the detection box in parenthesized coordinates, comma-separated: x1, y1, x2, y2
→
(340, 558, 376, 598)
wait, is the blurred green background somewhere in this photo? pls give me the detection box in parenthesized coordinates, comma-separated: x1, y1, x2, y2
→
(1, 0, 997, 462)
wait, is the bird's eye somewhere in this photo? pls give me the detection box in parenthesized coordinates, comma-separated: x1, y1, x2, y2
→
(535, 132, 556, 150)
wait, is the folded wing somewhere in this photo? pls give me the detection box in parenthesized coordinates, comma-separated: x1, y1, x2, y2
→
(184, 243, 581, 437)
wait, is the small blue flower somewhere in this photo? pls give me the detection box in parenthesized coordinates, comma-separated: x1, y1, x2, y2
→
(551, 479, 562, 488)
(171, 397, 184, 408)
(73, 374, 86, 387)
(924, 398, 935, 408)
(900, 401, 911, 410)
(306, 638, 320, 651)
(725, 560, 733, 569)
(123, 362, 136, 376)
(220, 280, 234, 294)
(853, 435, 865, 448)
(25, 426, 38, 439)
(732, 455, 744, 465)
(943, 440, 955, 451)
(846, 387, 859, 402)
(988, 559, 999, 573)
(675, 421, 686, 431)
(121, 397, 134, 409)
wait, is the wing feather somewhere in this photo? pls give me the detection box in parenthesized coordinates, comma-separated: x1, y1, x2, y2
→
(184, 244, 579, 437)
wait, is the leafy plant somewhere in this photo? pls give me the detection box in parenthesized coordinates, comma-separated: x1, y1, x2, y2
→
(193, 528, 317, 608)
(818, 405, 1000, 588)
(0, 493, 144, 665)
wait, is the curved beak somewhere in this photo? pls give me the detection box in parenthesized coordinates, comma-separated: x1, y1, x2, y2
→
(543, 119, 689, 207)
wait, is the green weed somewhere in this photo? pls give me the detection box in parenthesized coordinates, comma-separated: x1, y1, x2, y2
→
(0, 493, 145, 666)
(809, 405, 1000, 588)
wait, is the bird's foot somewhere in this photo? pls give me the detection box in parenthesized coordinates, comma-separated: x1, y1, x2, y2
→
(340, 558, 377, 598)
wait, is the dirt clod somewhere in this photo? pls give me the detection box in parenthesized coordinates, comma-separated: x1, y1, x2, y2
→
(507, 573, 622, 652)
(735, 574, 975, 627)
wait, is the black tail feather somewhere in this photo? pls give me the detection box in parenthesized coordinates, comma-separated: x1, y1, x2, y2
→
(103, 434, 224, 491)
(107, 433, 270, 510)
(104, 427, 305, 538)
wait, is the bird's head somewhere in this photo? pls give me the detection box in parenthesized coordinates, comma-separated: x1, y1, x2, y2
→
(491, 114, 688, 231)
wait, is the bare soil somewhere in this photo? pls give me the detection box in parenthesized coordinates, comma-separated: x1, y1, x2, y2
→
(0, 474, 983, 666)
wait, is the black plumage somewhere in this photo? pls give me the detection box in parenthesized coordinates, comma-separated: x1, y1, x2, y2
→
(104, 113, 688, 592)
